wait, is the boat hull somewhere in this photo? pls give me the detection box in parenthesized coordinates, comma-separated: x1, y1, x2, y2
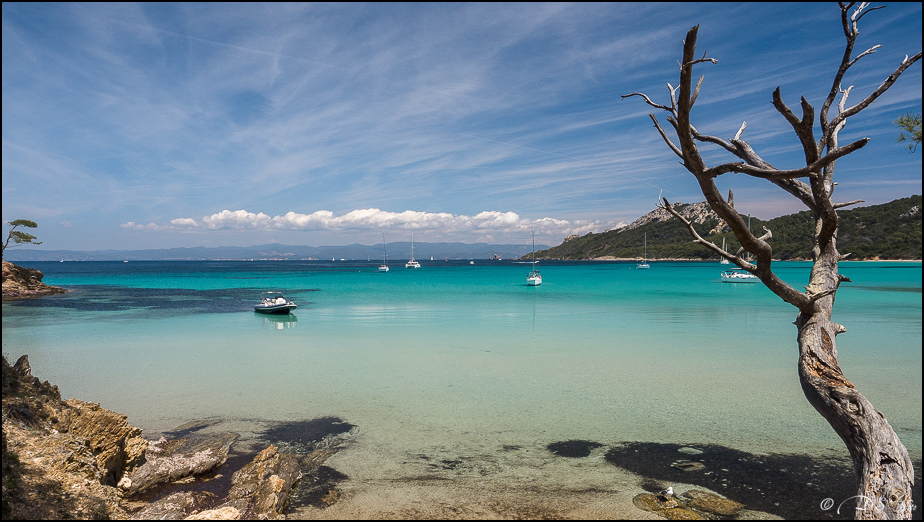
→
(720, 270, 760, 283)
(254, 303, 297, 314)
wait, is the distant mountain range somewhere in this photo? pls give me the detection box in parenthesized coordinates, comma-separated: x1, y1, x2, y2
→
(535, 195, 922, 261)
(3, 241, 549, 262)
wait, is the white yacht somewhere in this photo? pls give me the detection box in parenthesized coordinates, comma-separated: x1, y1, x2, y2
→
(379, 232, 389, 272)
(527, 231, 542, 286)
(720, 269, 760, 283)
(637, 232, 650, 269)
(406, 232, 420, 268)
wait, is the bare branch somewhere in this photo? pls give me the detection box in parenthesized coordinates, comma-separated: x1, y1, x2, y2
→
(846, 44, 881, 68)
(832, 199, 864, 209)
(831, 51, 923, 128)
(854, 3, 885, 23)
(733, 121, 746, 141)
(659, 197, 742, 264)
(705, 137, 869, 179)
(620, 92, 672, 112)
(690, 126, 736, 154)
(648, 114, 683, 158)
(683, 52, 718, 68)
(690, 75, 705, 106)
(667, 82, 678, 110)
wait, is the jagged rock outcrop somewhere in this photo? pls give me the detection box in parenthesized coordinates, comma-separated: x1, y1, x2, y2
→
(128, 445, 303, 520)
(2, 355, 138, 519)
(2, 355, 341, 520)
(58, 399, 148, 486)
(2, 259, 67, 299)
(219, 444, 303, 518)
(624, 201, 729, 235)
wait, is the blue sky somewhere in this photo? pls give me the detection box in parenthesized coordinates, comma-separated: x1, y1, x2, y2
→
(3, 3, 921, 251)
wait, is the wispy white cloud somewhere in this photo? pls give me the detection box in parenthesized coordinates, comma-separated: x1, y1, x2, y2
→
(127, 208, 615, 242)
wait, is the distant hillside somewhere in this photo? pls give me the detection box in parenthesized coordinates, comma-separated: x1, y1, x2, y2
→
(535, 195, 922, 261)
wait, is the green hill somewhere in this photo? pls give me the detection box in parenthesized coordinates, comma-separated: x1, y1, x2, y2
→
(535, 195, 922, 261)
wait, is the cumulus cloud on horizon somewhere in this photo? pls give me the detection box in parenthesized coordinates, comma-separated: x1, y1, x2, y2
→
(121, 208, 624, 239)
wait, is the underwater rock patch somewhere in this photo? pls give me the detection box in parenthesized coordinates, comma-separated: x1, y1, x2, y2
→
(547, 439, 603, 458)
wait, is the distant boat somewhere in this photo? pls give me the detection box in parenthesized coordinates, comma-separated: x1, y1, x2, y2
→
(406, 232, 421, 268)
(379, 232, 389, 272)
(637, 232, 650, 269)
(254, 291, 297, 314)
(720, 237, 730, 264)
(720, 215, 758, 282)
(527, 231, 542, 286)
(721, 269, 760, 283)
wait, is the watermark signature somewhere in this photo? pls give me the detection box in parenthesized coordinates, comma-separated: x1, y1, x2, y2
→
(820, 495, 917, 515)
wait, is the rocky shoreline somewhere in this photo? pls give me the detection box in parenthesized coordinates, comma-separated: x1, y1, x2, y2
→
(2, 260, 68, 300)
(1, 355, 346, 520)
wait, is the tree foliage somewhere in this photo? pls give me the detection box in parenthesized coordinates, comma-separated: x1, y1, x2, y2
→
(3, 219, 42, 257)
(894, 112, 922, 152)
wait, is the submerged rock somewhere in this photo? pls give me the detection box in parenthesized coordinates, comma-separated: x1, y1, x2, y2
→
(681, 489, 745, 516)
(632, 493, 704, 520)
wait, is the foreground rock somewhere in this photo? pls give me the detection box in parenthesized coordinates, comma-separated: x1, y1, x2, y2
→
(124, 432, 240, 496)
(632, 488, 781, 520)
(2, 259, 67, 299)
(2, 355, 337, 520)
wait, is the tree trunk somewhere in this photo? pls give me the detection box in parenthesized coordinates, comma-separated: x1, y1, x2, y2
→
(796, 243, 914, 519)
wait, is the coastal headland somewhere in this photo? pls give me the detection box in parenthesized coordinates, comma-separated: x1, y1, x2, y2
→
(2, 260, 67, 299)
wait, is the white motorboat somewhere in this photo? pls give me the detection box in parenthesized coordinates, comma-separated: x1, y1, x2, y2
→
(254, 291, 297, 314)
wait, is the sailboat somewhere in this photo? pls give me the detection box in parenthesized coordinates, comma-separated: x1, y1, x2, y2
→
(405, 232, 420, 268)
(527, 231, 542, 286)
(379, 233, 389, 272)
(720, 237, 730, 264)
(637, 232, 650, 269)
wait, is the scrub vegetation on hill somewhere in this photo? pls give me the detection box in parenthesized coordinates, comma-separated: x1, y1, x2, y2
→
(536, 195, 921, 260)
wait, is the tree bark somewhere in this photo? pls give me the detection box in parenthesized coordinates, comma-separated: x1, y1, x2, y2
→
(796, 241, 914, 519)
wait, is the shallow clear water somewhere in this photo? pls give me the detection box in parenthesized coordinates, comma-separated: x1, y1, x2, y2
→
(3, 260, 921, 464)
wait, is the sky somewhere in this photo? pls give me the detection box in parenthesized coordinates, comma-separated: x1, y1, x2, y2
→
(2, 3, 921, 251)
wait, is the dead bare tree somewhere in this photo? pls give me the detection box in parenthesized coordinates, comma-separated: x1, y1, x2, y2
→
(623, 3, 920, 520)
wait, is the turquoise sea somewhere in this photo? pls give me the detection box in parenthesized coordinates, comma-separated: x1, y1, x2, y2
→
(3, 260, 921, 518)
